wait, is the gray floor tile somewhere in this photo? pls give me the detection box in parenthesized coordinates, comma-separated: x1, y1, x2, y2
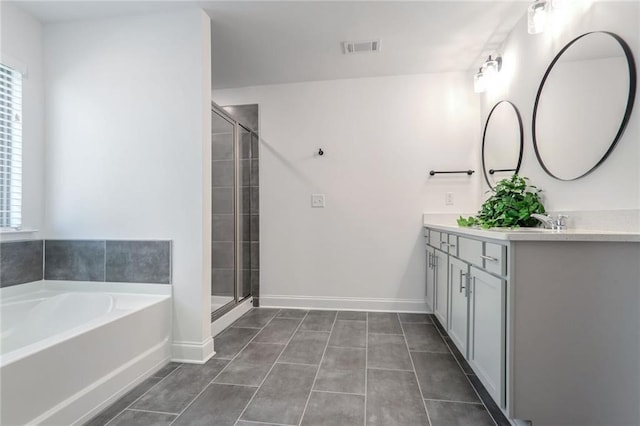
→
(85, 377, 162, 426)
(299, 310, 337, 332)
(132, 359, 228, 413)
(337, 311, 367, 321)
(279, 330, 330, 365)
(241, 363, 317, 425)
(172, 383, 256, 426)
(301, 391, 365, 426)
(367, 333, 413, 371)
(328, 320, 366, 348)
(399, 313, 433, 324)
(107, 409, 175, 426)
(232, 308, 280, 328)
(151, 362, 182, 378)
(403, 323, 449, 352)
(425, 400, 494, 426)
(236, 422, 280, 426)
(277, 309, 309, 318)
(252, 318, 301, 344)
(367, 312, 402, 334)
(411, 352, 479, 403)
(314, 368, 365, 395)
(366, 369, 429, 426)
(214, 327, 260, 359)
(322, 346, 365, 370)
(214, 343, 284, 386)
(314, 347, 366, 394)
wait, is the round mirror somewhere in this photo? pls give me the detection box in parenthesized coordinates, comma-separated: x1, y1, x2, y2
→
(532, 31, 636, 181)
(482, 100, 524, 188)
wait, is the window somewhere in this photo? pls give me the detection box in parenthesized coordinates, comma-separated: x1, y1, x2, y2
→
(0, 63, 22, 229)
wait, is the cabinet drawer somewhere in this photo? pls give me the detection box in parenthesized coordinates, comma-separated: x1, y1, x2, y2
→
(484, 243, 506, 276)
(447, 234, 458, 256)
(458, 237, 483, 267)
(429, 230, 441, 247)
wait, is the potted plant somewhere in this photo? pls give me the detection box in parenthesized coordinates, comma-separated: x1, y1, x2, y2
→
(458, 175, 546, 229)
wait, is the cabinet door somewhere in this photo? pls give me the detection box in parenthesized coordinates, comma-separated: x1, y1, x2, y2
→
(448, 256, 469, 356)
(469, 266, 505, 406)
(433, 249, 448, 328)
(426, 246, 436, 312)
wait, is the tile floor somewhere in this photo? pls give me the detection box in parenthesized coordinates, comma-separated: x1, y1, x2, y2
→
(86, 309, 510, 426)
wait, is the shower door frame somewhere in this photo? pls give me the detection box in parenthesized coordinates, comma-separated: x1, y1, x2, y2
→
(211, 103, 255, 321)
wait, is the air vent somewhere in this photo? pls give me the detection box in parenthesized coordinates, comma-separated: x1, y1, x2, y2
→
(342, 40, 381, 54)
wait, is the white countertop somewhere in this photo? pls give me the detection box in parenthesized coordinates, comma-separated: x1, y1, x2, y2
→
(423, 217, 640, 242)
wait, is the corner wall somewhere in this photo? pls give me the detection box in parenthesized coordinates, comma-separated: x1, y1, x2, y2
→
(479, 1, 639, 228)
(213, 73, 480, 311)
(43, 9, 213, 362)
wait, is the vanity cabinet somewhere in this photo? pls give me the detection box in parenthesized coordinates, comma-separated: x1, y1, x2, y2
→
(424, 226, 507, 409)
(424, 221, 640, 425)
(425, 246, 435, 312)
(448, 256, 469, 355)
(468, 266, 505, 405)
(433, 248, 448, 328)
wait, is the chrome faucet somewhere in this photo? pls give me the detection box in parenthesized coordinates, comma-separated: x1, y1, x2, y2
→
(531, 213, 569, 231)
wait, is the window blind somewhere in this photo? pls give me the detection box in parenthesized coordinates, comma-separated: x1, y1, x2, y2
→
(0, 63, 22, 228)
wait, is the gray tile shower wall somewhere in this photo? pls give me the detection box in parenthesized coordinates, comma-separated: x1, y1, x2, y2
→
(0, 240, 44, 288)
(44, 240, 171, 284)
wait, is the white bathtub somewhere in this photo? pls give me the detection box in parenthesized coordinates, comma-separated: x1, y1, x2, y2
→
(0, 281, 172, 425)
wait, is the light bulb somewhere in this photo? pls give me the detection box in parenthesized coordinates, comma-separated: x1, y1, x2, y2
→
(528, 0, 548, 34)
(474, 68, 486, 93)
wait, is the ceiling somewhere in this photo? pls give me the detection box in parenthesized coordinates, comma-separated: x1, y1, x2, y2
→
(12, 1, 527, 89)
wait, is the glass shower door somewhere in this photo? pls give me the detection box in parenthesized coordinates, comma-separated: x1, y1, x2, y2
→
(211, 107, 255, 317)
(211, 110, 236, 313)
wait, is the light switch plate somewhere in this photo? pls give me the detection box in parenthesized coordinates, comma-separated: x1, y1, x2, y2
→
(311, 194, 325, 208)
(445, 192, 454, 206)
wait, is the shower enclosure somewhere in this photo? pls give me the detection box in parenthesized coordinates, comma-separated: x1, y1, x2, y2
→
(211, 104, 259, 319)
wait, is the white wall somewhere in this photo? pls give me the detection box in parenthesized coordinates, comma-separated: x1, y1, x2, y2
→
(44, 9, 213, 362)
(0, 2, 44, 240)
(213, 73, 480, 311)
(479, 1, 639, 227)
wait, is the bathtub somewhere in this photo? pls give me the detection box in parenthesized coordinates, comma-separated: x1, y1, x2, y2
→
(0, 281, 172, 425)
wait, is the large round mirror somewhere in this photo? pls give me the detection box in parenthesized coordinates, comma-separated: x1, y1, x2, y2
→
(482, 100, 524, 188)
(532, 31, 636, 181)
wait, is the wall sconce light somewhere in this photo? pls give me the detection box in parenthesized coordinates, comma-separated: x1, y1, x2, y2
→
(474, 67, 486, 93)
(482, 55, 502, 85)
(528, 0, 549, 34)
(474, 55, 502, 94)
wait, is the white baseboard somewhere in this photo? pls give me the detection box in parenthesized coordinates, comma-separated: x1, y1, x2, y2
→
(171, 336, 214, 364)
(259, 295, 428, 313)
(211, 297, 254, 337)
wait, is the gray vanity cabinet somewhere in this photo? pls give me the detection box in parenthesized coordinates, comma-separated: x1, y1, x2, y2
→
(425, 227, 507, 410)
(469, 266, 505, 406)
(425, 246, 436, 312)
(433, 248, 448, 328)
(448, 256, 469, 356)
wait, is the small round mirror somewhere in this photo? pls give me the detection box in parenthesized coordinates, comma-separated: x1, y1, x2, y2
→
(532, 31, 636, 181)
(482, 100, 524, 189)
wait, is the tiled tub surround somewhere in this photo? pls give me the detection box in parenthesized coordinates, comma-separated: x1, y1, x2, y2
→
(45, 240, 172, 283)
(0, 239, 172, 287)
(0, 282, 172, 425)
(0, 239, 44, 287)
(86, 308, 508, 426)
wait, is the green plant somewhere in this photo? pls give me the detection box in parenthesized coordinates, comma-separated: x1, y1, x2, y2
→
(457, 175, 546, 229)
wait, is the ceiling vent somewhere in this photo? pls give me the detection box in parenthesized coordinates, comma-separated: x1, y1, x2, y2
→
(342, 40, 381, 54)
